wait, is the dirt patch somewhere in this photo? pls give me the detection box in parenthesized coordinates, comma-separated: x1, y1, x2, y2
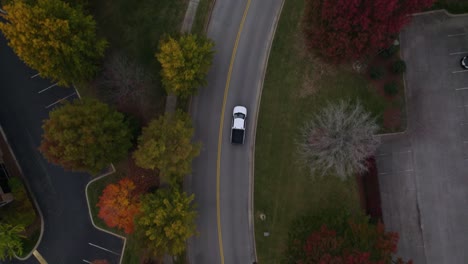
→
(298, 56, 338, 98)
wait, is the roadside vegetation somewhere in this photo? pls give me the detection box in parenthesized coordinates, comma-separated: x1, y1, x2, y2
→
(191, 0, 215, 35)
(254, 0, 433, 262)
(0, 0, 214, 262)
(0, 0, 106, 86)
(0, 132, 40, 261)
(432, 0, 468, 14)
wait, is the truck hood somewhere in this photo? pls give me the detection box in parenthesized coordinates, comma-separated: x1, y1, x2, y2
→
(233, 106, 247, 116)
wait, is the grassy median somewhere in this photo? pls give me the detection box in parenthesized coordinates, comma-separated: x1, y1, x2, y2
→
(253, 0, 387, 262)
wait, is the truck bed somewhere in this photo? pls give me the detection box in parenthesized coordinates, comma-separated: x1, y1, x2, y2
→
(231, 128, 245, 144)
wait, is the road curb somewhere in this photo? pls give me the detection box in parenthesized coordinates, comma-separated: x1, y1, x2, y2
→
(412, 9, 468, 17)
(84, 163, 127, 264)
(376, 57, 409, 138)
(249, 0, 286, 262)
(0, 125, 46, 261)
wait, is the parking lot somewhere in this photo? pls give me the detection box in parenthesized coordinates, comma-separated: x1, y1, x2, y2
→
(376, 11, 468, 264)
(26, 69, 80, 109)
(0, 34, 123, 263)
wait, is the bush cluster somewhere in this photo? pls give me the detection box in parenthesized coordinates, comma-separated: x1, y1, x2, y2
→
(384, 82, 399, 96)
(379, 45, 399, 58)
(369, 67, 385, 80)
(392, 60, 407, 74)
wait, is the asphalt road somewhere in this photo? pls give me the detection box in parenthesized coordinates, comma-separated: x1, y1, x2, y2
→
(376, 11, 468, 263)
(0, 35, 124, 264)
(189, 0, 283, 263)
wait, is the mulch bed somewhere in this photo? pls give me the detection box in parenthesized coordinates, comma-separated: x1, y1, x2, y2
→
(365, 49, 406, 132)
(356, 157, 383, 222)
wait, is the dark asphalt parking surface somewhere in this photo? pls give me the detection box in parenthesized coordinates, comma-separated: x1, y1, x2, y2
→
(0, 34, 124, 264)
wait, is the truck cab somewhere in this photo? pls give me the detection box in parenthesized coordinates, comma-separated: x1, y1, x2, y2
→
(231, 106, 247, 144)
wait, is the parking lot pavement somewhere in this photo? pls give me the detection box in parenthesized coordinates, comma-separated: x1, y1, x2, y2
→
(0, 33, 124, 263)
(377, 11, 468, 264)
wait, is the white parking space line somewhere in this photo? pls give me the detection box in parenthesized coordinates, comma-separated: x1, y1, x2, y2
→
(30, 73, 40, 78)
(45, 92, 76, 109)
(88, 242, 120, 255)
(82, 260, 91, 264)
(449, 51, 468, 55)
(38, 83, 58, 94)
(455, 87, 468, 91)
(448, 33, 468, 37)
(452, 69, 468, 74)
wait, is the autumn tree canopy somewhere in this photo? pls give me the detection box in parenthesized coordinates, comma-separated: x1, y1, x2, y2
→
(136, 189, 197, 257)
(156, 34, 214, 98)
(0, 0, 107, 86)
(97, 178, 140, 234)
(0, 223, 25, 261)
(303, 0, 434, 62)
(40, 98, 132, 174)
(133, 111, 200, 183)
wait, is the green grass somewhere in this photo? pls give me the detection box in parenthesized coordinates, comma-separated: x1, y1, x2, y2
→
(253, 0, 387, 262)
(19, 229, 40, 258)
(431, 0, 468, 14)
(75, 0, 189, 112)
(191, 0, 214, 35)
(0, 178, 36, 227)
(90, 0, 187, 70)
(121, 235, 144, 264)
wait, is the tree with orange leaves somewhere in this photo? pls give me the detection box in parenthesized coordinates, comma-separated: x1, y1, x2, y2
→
(97, 178, 140, 234)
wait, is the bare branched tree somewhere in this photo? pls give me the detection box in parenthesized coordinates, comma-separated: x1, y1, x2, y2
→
(299, 100, 380, 179)
(99, 53, 149, 106)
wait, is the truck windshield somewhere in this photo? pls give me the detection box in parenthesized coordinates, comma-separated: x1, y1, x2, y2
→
(234, 113, 245, 119)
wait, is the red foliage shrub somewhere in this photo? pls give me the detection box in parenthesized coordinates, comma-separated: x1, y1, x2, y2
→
(303, 0, 434, 62)
(296, 222, 412, 264)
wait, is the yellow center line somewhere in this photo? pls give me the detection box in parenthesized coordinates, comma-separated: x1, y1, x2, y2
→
(216, 0, 252, 263)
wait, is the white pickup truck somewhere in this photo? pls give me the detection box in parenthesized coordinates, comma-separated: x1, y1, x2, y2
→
(230, 106, 247, 144)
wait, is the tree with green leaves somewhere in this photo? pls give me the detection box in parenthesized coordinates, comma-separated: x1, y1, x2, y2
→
(156, 34, 214, 98)
(136, 188, 197, 258)
(40, 98, 132, 174)
(133, 111, 200, 183)
(0, 223, 26, 261)
(0, 0, 107, 86)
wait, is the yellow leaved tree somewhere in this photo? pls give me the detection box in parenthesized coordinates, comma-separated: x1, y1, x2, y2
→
(136, 188, 197, 258)
(132, 111, 200, 184)
(0, 0, 107, 86)
(156, 34, 214, 98)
